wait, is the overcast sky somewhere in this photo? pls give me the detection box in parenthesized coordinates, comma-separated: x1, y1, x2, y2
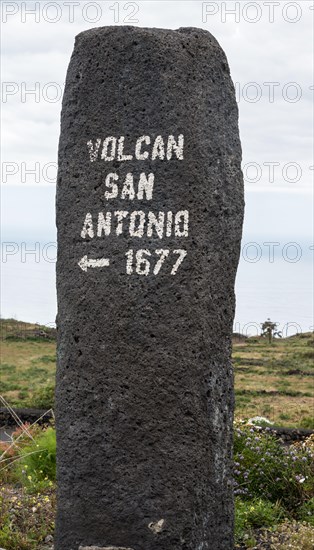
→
(1, 1, 313, 329)
(1, 2, 313, 200)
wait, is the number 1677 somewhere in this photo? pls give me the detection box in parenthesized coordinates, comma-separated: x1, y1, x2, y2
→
(125, 249, 187, 276)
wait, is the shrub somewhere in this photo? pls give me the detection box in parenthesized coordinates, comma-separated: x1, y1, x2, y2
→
(16, 427, 56, 493)
(235, 497, 285, 542)
(0, 423, 43, 485)
(300, 417, 314, 430)
(27, 384, 55, 409)
(302, 350, 314, 359)
(233, 421, 314, 513)
(297, 498, 314, 526)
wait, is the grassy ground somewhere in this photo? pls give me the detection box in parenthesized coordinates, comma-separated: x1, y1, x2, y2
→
(0, 319, 313, 427)
(0, 422, 313, 549)
(0, 320, 313, 549)
(0, 341, 55, 405)
(233, 333, 314, 428)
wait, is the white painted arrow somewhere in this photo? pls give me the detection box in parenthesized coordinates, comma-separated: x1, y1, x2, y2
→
(78, 255, 110, 272)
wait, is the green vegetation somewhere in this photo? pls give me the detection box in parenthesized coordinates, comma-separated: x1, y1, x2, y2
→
(0, 424, 55, 550)
(0, 488, 55, 550)
(2, 319, 313, 427)
(235, 498, 285, 542)
(0, 320, 313, 548)
(233, 423, 314, 547)
(0, 320, 56, 409)
(233, 332, 314, 428)
(0, 421, 313, 549)
(15, 427, 56, 493)
(261, 318, 282, 343)
(233, 422, 313, 510)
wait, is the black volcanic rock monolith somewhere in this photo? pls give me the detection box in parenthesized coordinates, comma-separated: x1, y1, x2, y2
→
(56, 26, 244, 550)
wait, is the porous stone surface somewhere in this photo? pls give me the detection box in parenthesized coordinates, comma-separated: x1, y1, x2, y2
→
(56, 25, 244, 550)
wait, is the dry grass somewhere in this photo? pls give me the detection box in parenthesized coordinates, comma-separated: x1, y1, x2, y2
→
(1, 320, 313, 427)
(1, 337, 56, 407)
(233, 333, 314, 427)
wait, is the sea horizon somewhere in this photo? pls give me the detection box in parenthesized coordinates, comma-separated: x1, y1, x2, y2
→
(1, 239, 313, 337)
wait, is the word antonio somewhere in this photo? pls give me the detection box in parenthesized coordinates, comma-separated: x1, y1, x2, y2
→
(87, 134, 184, 163)
(81, 210, 189, 240)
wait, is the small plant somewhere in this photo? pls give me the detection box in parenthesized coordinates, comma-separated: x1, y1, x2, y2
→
(297, 498, 314, 526)
(15, 427, 56, 493)
(0, 486, 55, 550)
(300, 416, 314, 430)
(279, 413, 291, 422)
(0, 422, 43, 485)
(27, 384, 55, 409)
(261, 319, 282, 343)
(36, 355, 56, 364)
(235, 497, 285, 542)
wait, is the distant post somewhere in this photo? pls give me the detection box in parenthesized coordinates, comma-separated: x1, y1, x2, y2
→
(56, 26, 244, 550)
